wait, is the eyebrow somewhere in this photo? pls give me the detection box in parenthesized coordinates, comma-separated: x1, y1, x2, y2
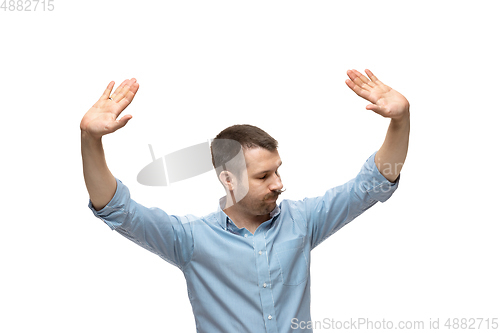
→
(253, 161, 282, 176)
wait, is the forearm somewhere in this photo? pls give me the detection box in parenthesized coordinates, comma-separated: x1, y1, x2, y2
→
(81, 131, 117, 211)
(375, 112, 410, 183)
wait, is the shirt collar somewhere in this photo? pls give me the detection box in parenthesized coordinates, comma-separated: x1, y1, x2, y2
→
(215, 196, 229, 230)
(215, 196, 281, 230)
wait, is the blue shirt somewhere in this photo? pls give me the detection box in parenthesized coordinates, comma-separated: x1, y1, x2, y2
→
(89, 151, 399, 333)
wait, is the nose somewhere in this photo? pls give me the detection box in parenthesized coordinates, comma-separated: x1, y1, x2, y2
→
(270, 173, 283, 192)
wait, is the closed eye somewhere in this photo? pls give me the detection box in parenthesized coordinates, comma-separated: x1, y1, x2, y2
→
(260, 170, 279, 180)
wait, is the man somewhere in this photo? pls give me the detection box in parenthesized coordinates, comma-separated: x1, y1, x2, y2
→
(81, 69, 409, 333)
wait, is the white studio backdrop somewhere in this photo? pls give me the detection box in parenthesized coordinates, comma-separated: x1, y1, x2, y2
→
(1, 1, 499, 332)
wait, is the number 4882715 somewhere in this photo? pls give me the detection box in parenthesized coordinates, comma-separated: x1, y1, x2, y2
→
(1, 0, 55, 11)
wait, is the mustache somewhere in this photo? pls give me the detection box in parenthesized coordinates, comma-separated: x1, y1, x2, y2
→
(265, 188, 286, 199)
(273, 188, 286, 195)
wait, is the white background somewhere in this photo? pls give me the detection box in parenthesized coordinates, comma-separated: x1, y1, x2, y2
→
(1, 1, 499, 332)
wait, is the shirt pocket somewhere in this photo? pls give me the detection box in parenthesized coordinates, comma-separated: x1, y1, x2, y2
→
(275, 237, 308, 286)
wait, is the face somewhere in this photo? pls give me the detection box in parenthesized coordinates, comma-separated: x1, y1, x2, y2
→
(231, 147, 284, 217)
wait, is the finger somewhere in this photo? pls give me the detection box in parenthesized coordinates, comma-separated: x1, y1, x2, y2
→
(346, 70, 361, 85)
(345, 79, 370, 100)
(345, 78, 360, 94)
(347, 70, 371, 91)
(365, 69, 381, 84)
(352, 69, 374, 88)
(117, 82, 139, 107)
(99, 81, 115, 101)
(127, 79, 139, 95)
(113, 83, 132, 104)
(115, 78, 138, 103)
(110, 79, 130, 100)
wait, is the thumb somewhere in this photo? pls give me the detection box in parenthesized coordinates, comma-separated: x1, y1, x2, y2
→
(366, 104, 382, 115)
(114, 114, 133, 131)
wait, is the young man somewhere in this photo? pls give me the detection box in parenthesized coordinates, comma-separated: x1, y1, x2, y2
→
(81, 69, 409, 333)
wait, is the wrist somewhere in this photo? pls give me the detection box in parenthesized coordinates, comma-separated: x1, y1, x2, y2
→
(391, 108, 410, 124)
(81, 130, 103, 144)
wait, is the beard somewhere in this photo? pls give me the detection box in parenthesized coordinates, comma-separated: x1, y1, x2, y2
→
(237, 191, 281, 216)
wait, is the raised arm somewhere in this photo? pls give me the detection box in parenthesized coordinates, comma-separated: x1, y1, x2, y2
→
(345, 69, 410, 182)
(80, 78, 139, 210)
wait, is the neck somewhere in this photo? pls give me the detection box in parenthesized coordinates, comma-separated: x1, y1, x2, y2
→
(223, 204, 271, 234)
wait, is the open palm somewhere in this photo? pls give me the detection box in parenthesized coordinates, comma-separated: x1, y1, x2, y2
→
(345, 69, 409, 120)
(80, 78, 140, 138)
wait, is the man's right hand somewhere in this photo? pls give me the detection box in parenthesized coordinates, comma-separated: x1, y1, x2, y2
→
(80, 78, 140, 138)
(80, 78, 139, 210)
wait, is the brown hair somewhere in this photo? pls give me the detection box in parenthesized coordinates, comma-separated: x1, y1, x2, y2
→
(211, 124, 278, 175)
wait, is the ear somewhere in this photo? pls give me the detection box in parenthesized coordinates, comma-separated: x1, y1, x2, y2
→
(219, 170, 236, 190)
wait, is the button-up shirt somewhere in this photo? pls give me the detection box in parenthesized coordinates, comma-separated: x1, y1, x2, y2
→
(89, 151, 399, 333)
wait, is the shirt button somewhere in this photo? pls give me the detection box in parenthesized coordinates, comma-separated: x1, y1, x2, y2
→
(244, 234, 248, 238)
(263, 283, 267, 288)
(258, 250, 262, 255)
(268, 315, 273, 320)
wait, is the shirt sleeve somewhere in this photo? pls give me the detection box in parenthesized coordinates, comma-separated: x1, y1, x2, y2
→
(88, 177, 195, 270)
(297, 151, 400, 249)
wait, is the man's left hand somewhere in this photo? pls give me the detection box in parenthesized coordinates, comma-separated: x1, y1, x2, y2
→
(345, 69, 409, 121)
